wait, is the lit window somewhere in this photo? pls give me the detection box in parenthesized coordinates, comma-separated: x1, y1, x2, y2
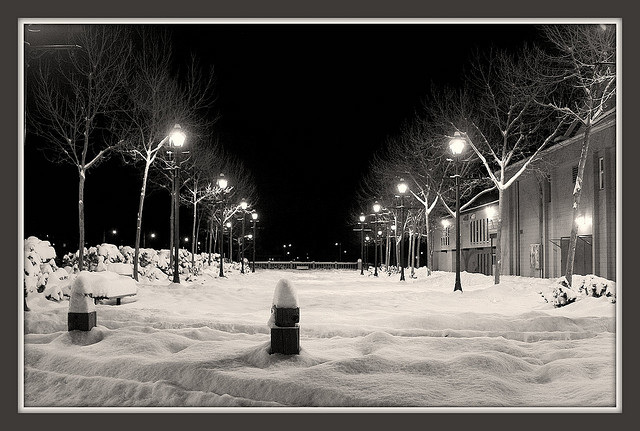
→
(599, 157, 605, 190)
(440, 226, 450, 247)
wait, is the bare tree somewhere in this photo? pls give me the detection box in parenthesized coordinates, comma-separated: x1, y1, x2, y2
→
(540, 24, 616, 286)
(198, 149, 257, 269)
(180, 141, 222, 271)
(450, 48, 566, 284)
(122, 27, 215, 280)
(28, 25, 132, 270)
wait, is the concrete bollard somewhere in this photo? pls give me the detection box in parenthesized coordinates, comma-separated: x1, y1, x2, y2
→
(269, 279, 300, 355)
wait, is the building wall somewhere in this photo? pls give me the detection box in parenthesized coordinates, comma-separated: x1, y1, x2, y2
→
(432, 202, 498, 274)
(502, 117, 616, 281)
(431, 116, 616, 282)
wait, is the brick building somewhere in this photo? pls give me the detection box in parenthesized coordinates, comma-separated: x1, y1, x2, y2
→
(431, 109, 617, 281)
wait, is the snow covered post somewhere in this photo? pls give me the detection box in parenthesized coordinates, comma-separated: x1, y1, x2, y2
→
(68, 272, 97, 331)
(268, 279, 300, 355)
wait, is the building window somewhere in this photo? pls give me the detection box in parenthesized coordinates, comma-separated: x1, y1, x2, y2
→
(599, 157, 605, 190)
(470, 218, 489, 244)
(440, 227, 450, 247)
(572, 165, 578, 183)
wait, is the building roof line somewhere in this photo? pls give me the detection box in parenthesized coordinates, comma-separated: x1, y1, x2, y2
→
(441, 200, 499, 219)
(504, 109, 616, 173)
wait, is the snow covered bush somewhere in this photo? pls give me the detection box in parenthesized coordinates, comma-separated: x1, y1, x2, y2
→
(551, 278, 578, 307)
(574, 275, 616, 302)
(97, 243, 125, 263)
(550, 275, 616, 307)
(119, 246, 135, 264)
(25, 236, 248, 286)
(24, 237, 58, 297)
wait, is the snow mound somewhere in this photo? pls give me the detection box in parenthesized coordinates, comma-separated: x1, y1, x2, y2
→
(272, 279, 299, 308)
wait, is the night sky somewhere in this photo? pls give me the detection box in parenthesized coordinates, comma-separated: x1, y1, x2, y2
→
(23, 22, 541, 262)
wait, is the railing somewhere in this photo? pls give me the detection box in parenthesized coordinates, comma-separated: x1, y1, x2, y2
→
(252, 261, 359, 270)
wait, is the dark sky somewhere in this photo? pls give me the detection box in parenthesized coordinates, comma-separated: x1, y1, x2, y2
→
(23, 23, 540, 261)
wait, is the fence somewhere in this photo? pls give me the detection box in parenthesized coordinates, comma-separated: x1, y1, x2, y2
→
(252, 261, 359, 270)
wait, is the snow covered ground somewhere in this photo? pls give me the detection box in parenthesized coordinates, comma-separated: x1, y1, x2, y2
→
(21, 268, 619, 411)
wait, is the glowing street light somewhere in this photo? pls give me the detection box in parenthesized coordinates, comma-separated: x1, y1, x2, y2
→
(397, 179, 408, 281)
(373, 201, 381, 277)
(251, 212, 259, 272)
(168, 124, 187, 284)
(240, 199, 248, 274)
(449, 131, 466, 292)
(359, 213, 366, 275)
(217, 173, 229, 277)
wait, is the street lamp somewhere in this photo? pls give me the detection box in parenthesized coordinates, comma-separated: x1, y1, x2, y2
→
(373, 201, 381, 276)
(251, 212, 258, 272)
(240, 199, 248, 274)
(397, 179, 408, 281)
(144, 232, 156, 248)
(226, 221, 233, 264)
(335, 242, 342, 262)
(169, 124, 186, 283)
(449, 131, 465, 292)
(359, 213, 366, 275)
(217, 173, 228, 277)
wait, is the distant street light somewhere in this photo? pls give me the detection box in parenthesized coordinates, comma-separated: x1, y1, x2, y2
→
(449, 131, 466, 292)
(226, 221, 233, 263)
(359, 213, 366, 275)
(240, 199, 248, 274)
(217, 173, 228, 277)
(373, 201, 381, 277)
(335, 242, 342, 262)
(251, 212, 259, 272)
(397, 179, 408, 281)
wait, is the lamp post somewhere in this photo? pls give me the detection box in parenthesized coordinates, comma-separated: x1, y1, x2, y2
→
(365, 235, 371, 268)
(217, 173, 228, 277)
(240, 200, 248, 273)
(251, 212, 258, 272)
(169, 124, 186, 283)
(359, 213, 366, 275)
(226, 221, 233, 265)
(373, 201, 381, 276)
(335, 242, 342, 262)
(397, 179, 408, 281)
(390, 224, 396, 271)
(449, 131, 465, 292)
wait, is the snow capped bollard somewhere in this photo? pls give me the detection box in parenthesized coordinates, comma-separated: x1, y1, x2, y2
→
(268, 279, 300, 355)
(68, 272, 97, 331)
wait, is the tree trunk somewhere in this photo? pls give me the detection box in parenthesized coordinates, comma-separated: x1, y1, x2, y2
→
(416, 233, 421, 270)
(133, 162, 151, 281)
(78, 169, 86, 271)
(208, 214, 214, 266)
(565, 117, 592, 287)
(495, 188, 504, 284)
(409, 231, 415, 277)
(385, 227, 391, 270)
(425, 211, 432, 276)
(191, 197, 197, 271)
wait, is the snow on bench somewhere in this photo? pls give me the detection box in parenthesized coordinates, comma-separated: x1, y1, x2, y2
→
(69, 271, 137, 309)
